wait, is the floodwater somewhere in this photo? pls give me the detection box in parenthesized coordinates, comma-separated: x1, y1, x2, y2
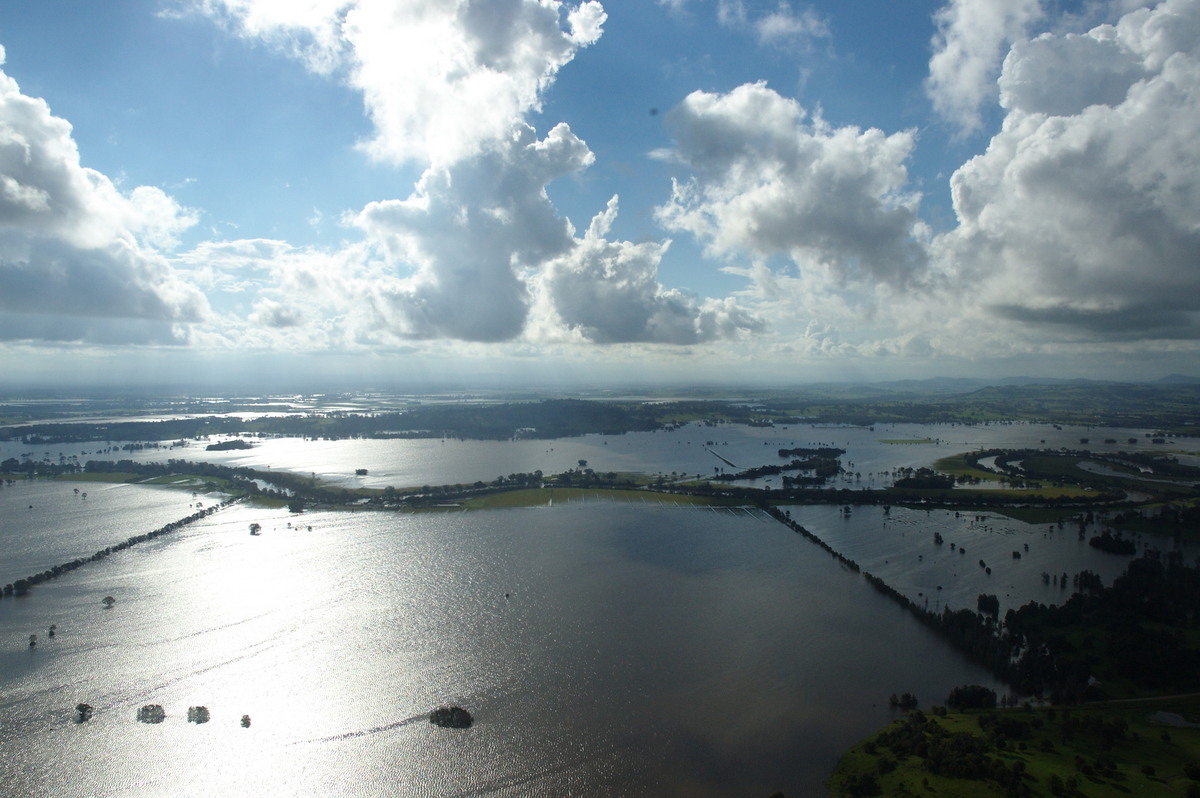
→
(1, 497, 998, 797)
(781, 503, 1193, 618)
(2, 420, 1190, 491)
(1, 420, 1193, 796)
(0, 480, 208, 583)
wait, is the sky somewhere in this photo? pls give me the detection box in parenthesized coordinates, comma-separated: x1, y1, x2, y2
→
(0, 0, 1197, 390)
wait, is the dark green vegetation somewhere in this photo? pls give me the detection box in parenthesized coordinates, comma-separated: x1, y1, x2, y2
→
(711, 447, 844, 485)
(205, 438, 253, 451)
(1006, 557, 1200, 699)
(428, 706, 473, 729)
(0, 456, 731, 512)
(0, 398, 664, 443)
(461, 487, 731, 510)
(827, 552, 1200, 797)
(657, 382, 1200, 431)
(861, 556, 1200, 703)
(829, 699, 1200, 798)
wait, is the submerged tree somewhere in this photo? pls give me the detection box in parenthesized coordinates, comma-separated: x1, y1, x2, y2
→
(429, 705, 473, 728)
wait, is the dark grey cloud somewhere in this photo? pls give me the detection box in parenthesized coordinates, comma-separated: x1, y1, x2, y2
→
(0, 235, 200, 321)
(0, 311, 188, 345)
(992, 301, 1198, 339)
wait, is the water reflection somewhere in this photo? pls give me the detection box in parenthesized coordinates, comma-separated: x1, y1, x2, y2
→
(2, 503, 999, 797)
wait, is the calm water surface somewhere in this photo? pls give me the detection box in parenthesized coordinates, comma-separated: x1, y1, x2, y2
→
(1, 502, 998, 797)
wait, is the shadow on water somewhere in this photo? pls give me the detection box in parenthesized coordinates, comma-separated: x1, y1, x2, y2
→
(611, 506, 770, 576)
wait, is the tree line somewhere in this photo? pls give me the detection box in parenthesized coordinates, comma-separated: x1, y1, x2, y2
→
(858, 551, 1200, 702)
(0, 399, 666, 444)
(3, 497, 239, 600)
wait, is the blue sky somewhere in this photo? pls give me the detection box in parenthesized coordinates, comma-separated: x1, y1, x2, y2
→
(0, 0, 1197, 390)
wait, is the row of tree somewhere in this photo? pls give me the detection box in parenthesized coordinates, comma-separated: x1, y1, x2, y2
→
(764, 506, 861, 573)
(2, 497, 239, 599)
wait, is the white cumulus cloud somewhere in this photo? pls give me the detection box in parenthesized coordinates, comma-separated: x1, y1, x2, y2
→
(192, 0, 761, 352)
(926, 0, 1044, 134)
(655, 82, 927, 288)
(352, 123, 590, 342)
(0, 49, 206, 344)
(539, 196, 761, 343)
(998, 30, 1148, 116)
(939, 0, 1200, 342)
(198, 0, 606, 167)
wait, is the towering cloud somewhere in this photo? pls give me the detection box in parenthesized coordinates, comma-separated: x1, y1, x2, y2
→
(0, 47, 206, 343)
(196, 0, 754, 346)
(939, 0, 1200, 343)
(353, 123, 588, 341)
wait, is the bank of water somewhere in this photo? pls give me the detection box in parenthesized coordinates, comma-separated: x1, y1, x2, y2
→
(1, 502, 998, 797)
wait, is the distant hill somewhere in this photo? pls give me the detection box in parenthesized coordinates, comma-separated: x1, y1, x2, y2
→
(1154, 373, 1200, 385)
(951, 382, 1200, 428)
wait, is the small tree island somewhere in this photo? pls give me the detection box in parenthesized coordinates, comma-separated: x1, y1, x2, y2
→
(429, 705, 472, 728)
(205, 439, 254, 451)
